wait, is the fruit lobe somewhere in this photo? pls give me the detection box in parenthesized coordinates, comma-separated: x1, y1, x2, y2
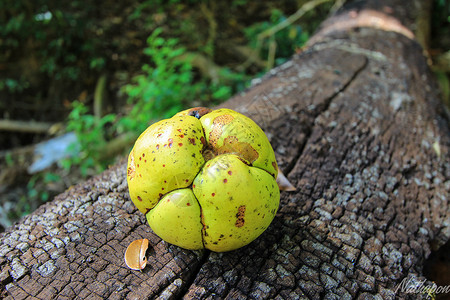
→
(193, 154, 279, 252)
(146, 189, 203, 250)
(127, 115, 205, 213)
(199, 109, 278, 177)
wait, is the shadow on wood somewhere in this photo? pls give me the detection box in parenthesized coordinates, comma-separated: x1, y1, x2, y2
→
(1, 0, 449, 299)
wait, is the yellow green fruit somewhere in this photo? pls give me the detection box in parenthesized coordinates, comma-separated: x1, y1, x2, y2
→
(127, 107, 280, 252)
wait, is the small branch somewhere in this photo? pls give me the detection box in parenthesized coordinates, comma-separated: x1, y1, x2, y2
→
(177, 51, 235, 84)
(200, 2, 217, 58)
(257, 0, 332, 41)
(432, 51, 450, 72)
(267, 36, 277, 70)
(232, 45, 267, 71)
(415, 0, 432, 55)
(94, 74, 108, 119)
(0, 119, 54, 133)
(99, 132, 138, 161)
(242, 0, 333, 70)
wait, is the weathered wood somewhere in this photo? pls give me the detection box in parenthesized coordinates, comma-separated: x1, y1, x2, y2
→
(1, 0, 449, 299)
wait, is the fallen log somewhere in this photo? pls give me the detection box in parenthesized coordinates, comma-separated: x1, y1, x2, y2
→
(1, 0, 449, 299)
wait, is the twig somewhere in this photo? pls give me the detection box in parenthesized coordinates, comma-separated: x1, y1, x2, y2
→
(267, 36, 277, 70)
(329, 0, 346, 15)
(0, 119, 54, 133)
(177, 51, 241, 84)
(259, 0, 332, 41)
(242, 0, 333, 70)
(200, 2, 217, 58)
(432, 51, 450, 72)
(99, 132, 137, 161)
(94, 74, 108, 119)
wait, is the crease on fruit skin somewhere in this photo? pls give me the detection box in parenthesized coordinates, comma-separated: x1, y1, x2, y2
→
(199, 204, 207, 249)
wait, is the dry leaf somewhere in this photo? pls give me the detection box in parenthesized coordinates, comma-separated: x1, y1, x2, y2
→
(124, 238, 149, 270)
(276, 167, 296, 191)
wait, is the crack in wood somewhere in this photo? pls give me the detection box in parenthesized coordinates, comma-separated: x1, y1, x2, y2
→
(287, 54, 369, 178)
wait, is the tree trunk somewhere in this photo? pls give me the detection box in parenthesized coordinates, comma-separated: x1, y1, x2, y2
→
(1, 0, 449, 299)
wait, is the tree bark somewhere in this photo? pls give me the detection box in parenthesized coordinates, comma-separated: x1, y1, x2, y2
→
(1, 0, 449, 299)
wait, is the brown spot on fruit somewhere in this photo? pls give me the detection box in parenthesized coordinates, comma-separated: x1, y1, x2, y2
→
(178, 143, 183, 147)
(235, 205, 246, 227)
(212, 193, 215, 197)
(200, 136, 206, 146)
(223, 179, 228, 183)
(137, 196, 142, 202)
(168, 138, 173, 148)
(228, 171, 232, 175)
(127, 154, 136, 179)
(156, 144, 159, 150)
(188, 138, 196, 145)
(209, 114, 234, 147)
(179, 134, 184, 138)
(187, 202, 191, 206)
(216, 136, 259, 163)
(187, 107, 212, 119)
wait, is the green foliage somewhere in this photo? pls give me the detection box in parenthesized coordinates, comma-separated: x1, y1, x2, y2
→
(14, 172, 61, 219)
(62, 6, 315, 176)
(121, 28, 194, 132)
(0, 1, 106, 93)
(434, 0, 450, 23)
(244, 9, 310, 66)
(65, 28, 232, 176)
(4, 153, 14, 167)
(65, 101, 116, 176)
(0, 77, 29, 93)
